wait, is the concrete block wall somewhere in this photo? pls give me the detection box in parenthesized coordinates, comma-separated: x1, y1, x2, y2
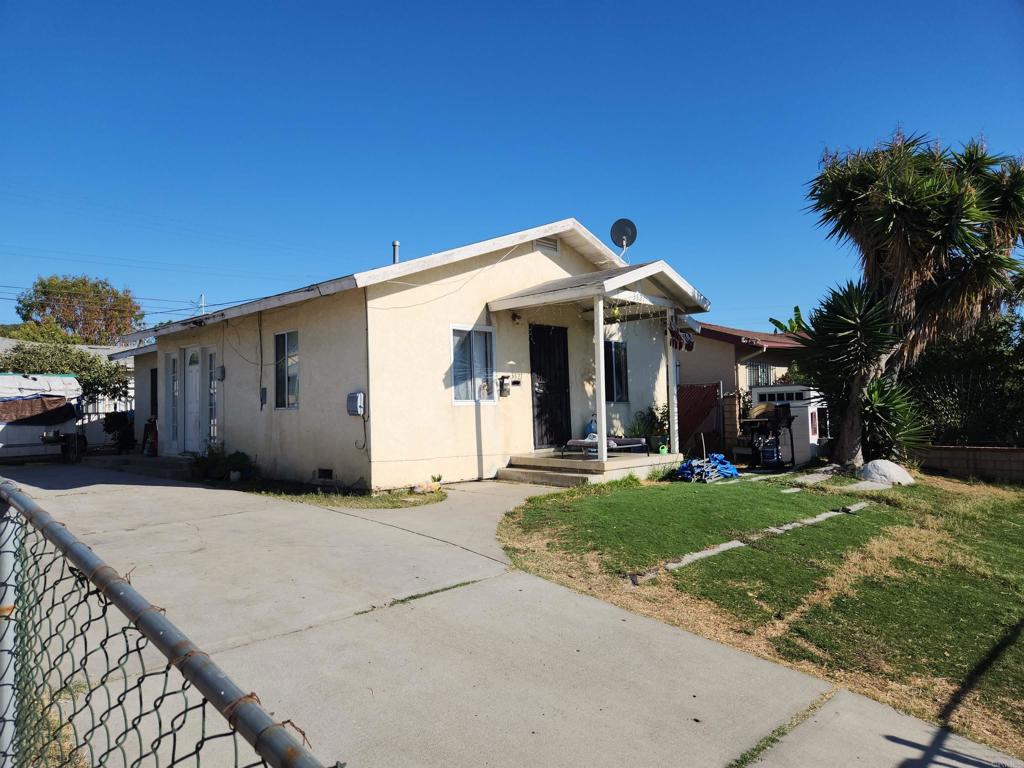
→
(915, 445, 1024, 483)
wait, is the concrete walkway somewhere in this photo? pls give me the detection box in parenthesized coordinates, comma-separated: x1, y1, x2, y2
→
(2, 465, 1018, 768)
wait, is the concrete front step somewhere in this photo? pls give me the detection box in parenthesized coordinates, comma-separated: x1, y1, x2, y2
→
(495, 467, 591, 487)
(82, 454, 194, 481)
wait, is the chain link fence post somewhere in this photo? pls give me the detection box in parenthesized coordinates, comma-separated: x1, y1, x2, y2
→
(0, 497, 20, 768)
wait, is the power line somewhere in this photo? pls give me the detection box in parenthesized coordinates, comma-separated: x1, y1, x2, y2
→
(0, 284, 196, 305)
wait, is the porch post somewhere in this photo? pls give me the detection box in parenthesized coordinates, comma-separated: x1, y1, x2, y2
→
(593, 295, 608, 462)
(665, 308, 680, 454)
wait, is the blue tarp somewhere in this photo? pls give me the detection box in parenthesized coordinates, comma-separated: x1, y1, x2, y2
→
(676, 453, 742, 483)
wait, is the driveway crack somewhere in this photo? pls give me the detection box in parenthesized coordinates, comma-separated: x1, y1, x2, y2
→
(309, 504, 509, 565)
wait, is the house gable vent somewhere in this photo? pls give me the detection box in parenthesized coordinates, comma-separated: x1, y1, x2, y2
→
(535, 236, 559, 254)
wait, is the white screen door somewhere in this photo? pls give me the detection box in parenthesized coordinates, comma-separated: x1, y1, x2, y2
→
(183, 348, 203, 453)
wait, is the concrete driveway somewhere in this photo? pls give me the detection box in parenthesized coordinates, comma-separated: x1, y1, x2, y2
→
(2, 464, 1018, 768)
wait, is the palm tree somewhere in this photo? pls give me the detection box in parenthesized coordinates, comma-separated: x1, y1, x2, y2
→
(807, 132, 1024, 467)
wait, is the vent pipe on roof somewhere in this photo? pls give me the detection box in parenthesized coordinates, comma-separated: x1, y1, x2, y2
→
(392, 240, 400, 264)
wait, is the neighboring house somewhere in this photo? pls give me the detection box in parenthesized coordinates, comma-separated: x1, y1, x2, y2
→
(0, 337, 135, 448)
(109, 343, 157, 447)
(676, 322, 803, 451)
(119, 219, 710, 489)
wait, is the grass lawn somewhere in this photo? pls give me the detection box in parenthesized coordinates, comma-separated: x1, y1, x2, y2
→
(500, 473, 1024, 759)
(231, 479, 447, 509)
(516, 478, 858, 573)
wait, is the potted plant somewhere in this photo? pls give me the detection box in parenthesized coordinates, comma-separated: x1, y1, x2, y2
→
(628, 406, 669, 453)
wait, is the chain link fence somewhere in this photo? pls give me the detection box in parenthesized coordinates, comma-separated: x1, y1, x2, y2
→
(0, 477, 330, 768)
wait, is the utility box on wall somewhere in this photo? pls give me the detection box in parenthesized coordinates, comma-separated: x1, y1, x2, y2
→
(347, 391, 365, 417)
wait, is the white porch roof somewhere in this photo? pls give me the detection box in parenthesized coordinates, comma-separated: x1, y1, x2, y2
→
(487, 260, 709, 326)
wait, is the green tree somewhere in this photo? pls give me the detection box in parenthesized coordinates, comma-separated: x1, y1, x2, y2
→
(0, 342, 130, 401)
(16, 275, 144, 344)
(768, 306, 805, 334)
(902, 313, 1024, 445)
(0, 318, 83, 344)
(807, 133, 1024, 467)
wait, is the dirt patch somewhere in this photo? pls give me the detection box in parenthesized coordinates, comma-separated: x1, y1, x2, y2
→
(918, 473, 1018, 502)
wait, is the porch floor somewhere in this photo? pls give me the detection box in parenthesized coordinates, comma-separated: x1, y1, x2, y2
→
(497, 450, 682, 487)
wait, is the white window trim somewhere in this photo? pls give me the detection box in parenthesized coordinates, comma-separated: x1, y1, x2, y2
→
(273, 329, 300, 410)
(450, 323, 498, 407)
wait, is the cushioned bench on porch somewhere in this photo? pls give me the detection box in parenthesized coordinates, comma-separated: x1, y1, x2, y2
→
(561, 436, 649, 458)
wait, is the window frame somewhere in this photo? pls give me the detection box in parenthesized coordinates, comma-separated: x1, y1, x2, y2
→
(450, 324, 497, 406)
(746, 361, 773, 388)
(603, 339, 629, 404)
(167, 352, 179, 443)
(208, 351, 218, 442)
(274, 330, 300, 410)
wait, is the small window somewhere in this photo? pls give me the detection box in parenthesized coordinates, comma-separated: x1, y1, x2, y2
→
(758, 393, 767, 402)
(810, 410, 818, 437)
(746, 361, 773, 388)
(795, 391, 804, 400)
(604, 340, 629, 403)
(785, 392, 795, 401)
(274, 331, 299, 409)
(453, 327, 495, 403)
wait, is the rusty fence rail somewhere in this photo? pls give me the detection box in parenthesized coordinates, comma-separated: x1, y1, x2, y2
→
(0, 476, 331, 768)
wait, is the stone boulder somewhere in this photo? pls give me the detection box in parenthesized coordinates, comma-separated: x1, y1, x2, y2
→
(857, 459, 915, 486)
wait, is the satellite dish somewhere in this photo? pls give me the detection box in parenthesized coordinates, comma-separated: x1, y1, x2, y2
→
(610, 218, 637, 256)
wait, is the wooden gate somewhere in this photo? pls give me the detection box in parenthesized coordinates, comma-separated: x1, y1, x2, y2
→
(677, 383, 721, 448)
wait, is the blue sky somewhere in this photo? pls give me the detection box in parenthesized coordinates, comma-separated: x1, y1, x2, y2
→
(2, 1, 1023, 330)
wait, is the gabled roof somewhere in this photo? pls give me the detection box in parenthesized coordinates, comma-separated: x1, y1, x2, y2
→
(125, 218, 626, 343)
(487, 261, 710, 315)
(699, 322, 804, 350)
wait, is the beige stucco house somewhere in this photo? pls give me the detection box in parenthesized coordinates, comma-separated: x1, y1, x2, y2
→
(120, 219, 710, 489)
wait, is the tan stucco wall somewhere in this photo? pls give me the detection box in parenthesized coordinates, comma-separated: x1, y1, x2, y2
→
(155, 289, 371, 487)
(132, 351, 158, 445)
(365, 243, 671, 488)
(678, 335, 738, 392)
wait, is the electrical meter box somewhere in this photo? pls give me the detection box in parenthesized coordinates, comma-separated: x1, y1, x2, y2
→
(347, 391, 365, 417)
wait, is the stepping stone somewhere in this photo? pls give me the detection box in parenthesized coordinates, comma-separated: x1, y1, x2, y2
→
(665, 540, 745, 570)
(781, 487, 802, 494)
(799, 510, 843, 525)
(846, 480, 892, 492)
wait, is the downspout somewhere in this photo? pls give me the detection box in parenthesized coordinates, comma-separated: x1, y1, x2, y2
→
(362, 288, 372, 487)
